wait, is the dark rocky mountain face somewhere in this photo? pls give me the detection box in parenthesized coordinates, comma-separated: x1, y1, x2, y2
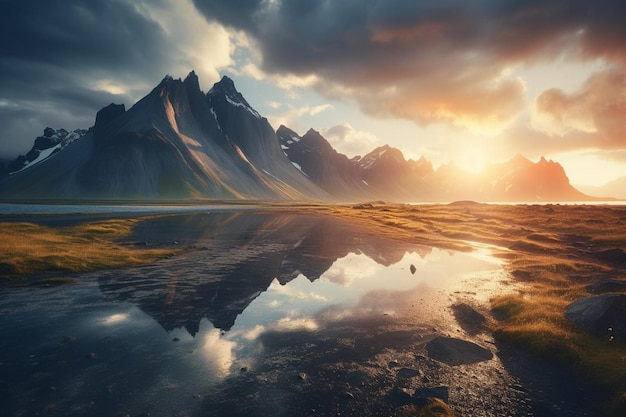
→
(0, 72, 328, 201)
(278, 126, 370, 198)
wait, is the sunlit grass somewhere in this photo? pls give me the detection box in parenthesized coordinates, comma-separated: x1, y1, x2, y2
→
(0, 219, 178, 279)
(402, 398, 455, 417)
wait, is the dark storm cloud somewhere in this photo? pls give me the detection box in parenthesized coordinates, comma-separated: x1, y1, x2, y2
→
(194, 0, 626, 139)
(191, 0, 263, 30)
(0, 0, 174, 158)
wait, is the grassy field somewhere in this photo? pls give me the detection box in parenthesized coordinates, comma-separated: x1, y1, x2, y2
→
(1, 203, 625, 414)
(0, 218, 178, 281)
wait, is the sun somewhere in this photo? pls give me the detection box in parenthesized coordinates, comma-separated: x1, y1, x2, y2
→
(454, 146, 490, 174)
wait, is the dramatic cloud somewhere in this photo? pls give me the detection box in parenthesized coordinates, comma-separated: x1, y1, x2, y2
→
(533, 67, 626, 148)
(193, 0, 626, 139)
(266, 103, 333, 133)
(0, 0, 232, 158)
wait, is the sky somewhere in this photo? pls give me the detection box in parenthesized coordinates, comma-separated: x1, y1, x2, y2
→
(1, 0, 625, 187)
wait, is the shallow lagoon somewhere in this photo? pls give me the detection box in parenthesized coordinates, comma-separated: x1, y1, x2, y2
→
(0, 211, 603, 416)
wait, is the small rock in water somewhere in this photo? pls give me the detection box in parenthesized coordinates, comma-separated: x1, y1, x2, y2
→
(172, 337, 181, 342)
(298, 372, 307, 381)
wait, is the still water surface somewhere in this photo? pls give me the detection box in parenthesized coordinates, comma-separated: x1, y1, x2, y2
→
(0, 211, 531, 416)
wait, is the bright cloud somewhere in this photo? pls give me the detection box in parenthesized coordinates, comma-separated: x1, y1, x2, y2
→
(321, 123, 382, 158)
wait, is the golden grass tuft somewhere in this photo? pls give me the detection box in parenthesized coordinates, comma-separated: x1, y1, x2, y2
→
(402, 398, 455, 417)
(0, 219, 178, 279)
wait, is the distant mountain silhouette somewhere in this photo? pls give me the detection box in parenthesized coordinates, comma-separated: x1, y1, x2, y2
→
(281, 127, 593, 202)
(577, 176, 626, 200)
(0, 71, 598, 202)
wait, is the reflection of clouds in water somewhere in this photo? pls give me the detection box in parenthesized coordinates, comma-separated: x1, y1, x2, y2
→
(315, 305, 354, 322)
(201, 328, 237, 377)
(101, 313, 129, 325)
(321, 253, 381, 286)
(275, 316, 319, 331)
(267, 277, 328, 301)
(242, 324, 265, 340)
(268, 300, 280, 308)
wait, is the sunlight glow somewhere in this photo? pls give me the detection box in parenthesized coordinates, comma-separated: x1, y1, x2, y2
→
(454, 147, 489, 174)
(92, 80, 127, 96)
(549, 151, 626, 187)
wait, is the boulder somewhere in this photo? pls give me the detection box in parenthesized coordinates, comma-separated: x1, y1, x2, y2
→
(425, 337, 493, 365)
(586, 279, 626, 294)
(565, 294, 626, 341)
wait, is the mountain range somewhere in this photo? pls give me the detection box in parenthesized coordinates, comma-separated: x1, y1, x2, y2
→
(0, 71, 601, 202)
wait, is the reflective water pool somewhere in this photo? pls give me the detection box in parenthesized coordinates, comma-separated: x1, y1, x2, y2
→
(1, 212, 528, 416)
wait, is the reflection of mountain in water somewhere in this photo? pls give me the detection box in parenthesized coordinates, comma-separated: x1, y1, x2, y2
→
(98, 212, 431, 335)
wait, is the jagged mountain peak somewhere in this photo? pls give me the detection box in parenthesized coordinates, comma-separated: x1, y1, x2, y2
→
(277, 125, 299, 136)
(361, 144, 406, 164)
(183, 70, 201, 91)
(207, 75, 261, 119)
(305, 128, 321, 136)
(209, 76, 249, 104)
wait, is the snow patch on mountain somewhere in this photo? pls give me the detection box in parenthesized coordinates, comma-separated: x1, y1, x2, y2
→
(209, 108, 221, 130)
(10, 144, 61, 175)
(6, 127, 87, 175)
(224, 95, 261, 119)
